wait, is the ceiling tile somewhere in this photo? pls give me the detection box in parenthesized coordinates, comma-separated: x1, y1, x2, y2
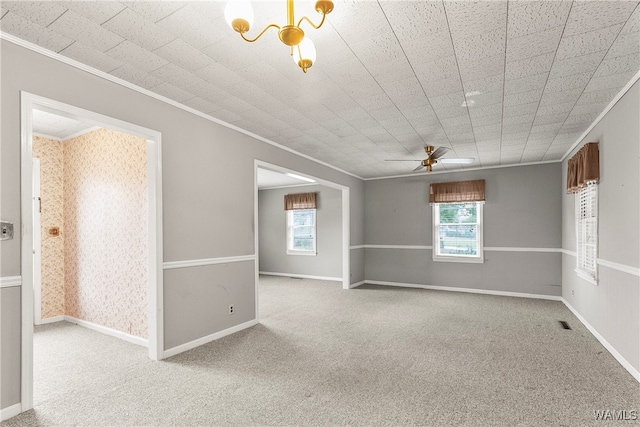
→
(505, 52, 555, 80)
(109, 65, 163, 89)
(507, 26, 564, 62)
(454, 30, 506, 62)
(593, 52, 640, 77)
(181, 97, 221, 115)
(414, 55, 459, 83)
(152, 82, 195, 103)
(606, 31, 640, 59)
(121, 1, 186, 23)
(105, 41, 168, 73)
(156, 5, 227, 50)
(505, 73, 548, 94)
(504, 102, 538, 118)
(576, 87, 622, 105)
(503, 88, 544, 106)
(464, 74, 504, 95)
(48, 9, 124, 52)
(549, 50, 608, 80)
(351, 31, 404, 65)
(459, 54, 505, 82)
(58, 1, 126, 25)
(556, 24, 624, 60)
(445, 1, 507, 39)
(0, 11, 73, 52)
(102, 7, 176, 51)
(503, 113, 535, 126)
(507, 1, 572, 38)
(563, 1, 638, 37)
(60, 42, 123, 73)
(584, 70, 637, 92)
(539, 87, 584, 106)
(543, 72, 593, 92)
(2, 1, 66, 27)
(380, 1, 448, 41)
(153, 38, 213, 72)
(149, 63, 206, 92)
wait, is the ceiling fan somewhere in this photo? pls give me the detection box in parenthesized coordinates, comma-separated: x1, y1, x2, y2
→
(386, 146, 474, 172)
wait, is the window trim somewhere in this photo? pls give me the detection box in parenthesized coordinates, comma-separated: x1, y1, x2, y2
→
(575, 182, 598, 285)
(432, 202, 484, 264)
(286, 209, 317, 256)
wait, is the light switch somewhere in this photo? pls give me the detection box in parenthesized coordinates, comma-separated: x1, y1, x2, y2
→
(1, 221, 14, 240)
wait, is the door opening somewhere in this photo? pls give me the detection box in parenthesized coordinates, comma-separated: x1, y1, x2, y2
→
(20, 92, 164, 413)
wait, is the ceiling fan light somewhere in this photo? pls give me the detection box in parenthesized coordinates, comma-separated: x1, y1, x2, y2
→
(440, 157, 474, 164)
(225, 0, 254, 32)
(293, 37, 316, 73)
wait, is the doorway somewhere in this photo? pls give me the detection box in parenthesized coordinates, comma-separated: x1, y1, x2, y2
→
(20, 92, 164, 412)
(254, 160, 350, 321)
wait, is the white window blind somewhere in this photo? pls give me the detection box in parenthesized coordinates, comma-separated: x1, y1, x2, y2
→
(576, 182, 598, 283)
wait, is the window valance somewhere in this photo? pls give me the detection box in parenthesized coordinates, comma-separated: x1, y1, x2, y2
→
(284, 192, 317, 210)
(566, 142, 599, 193)
(429, 179, 485, 204)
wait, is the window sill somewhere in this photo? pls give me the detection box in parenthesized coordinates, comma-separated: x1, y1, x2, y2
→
(286, 250, 317, 256)
(575, 269, 598, 285)
(433, 256, 484, 264)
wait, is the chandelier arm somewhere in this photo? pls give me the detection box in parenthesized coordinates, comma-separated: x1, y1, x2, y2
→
(239, 23, 282, 43)
(297, 13, 327, 30)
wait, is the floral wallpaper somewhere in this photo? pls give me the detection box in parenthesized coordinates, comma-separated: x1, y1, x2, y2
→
(32, 128, 148, 339)
(64, 128, 149, 339)
(32, 136, 66, 319)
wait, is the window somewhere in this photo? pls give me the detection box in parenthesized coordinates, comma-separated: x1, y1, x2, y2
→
(576, 182, 598, 284)
(433, 202, 483, 263)
(286, 209, 316, 255)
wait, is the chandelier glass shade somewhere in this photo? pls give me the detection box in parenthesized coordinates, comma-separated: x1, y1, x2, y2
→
(224, 0, 334, 73)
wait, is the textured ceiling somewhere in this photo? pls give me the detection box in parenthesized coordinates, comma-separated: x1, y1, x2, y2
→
(2, 1, 639, 178)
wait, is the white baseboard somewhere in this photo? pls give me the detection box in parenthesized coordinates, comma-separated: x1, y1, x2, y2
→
(0, 402, 21, 422)
(0, 276, 21, 288)
(349, 280, 366, 289)
(63, 316, 148, 347)
(561, 298, 640, 383)
(163, 319, 258, 359)
(365, 280, 563, 301)
(259, 271, 342, 282)
(40, 315, 64, 324)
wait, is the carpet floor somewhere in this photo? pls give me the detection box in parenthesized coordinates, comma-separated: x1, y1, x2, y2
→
(2, 275, 638, 426)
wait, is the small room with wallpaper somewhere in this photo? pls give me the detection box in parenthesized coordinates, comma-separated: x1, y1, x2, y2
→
(0, 1, 638, 426)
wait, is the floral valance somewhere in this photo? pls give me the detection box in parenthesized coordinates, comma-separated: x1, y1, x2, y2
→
(284, 192, 317, 210)
(429, 180, 485, 204)
(567, 142, 599, 193)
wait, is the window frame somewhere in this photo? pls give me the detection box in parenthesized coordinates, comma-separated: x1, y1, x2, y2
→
(286, 208, 317, 256)
(575, 182, 598, 285)
(432, 202, 484, 264)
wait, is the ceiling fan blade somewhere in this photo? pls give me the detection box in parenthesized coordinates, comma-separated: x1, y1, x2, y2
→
(439, 157, 475, 164)
(413, 164, 425, 172)
(429, 147, 450, 160)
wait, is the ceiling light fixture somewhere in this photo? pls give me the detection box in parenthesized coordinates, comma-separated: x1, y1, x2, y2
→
(224, 0, 334, 73)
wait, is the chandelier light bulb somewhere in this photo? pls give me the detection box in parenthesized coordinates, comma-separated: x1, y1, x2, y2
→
(293, 37, 316, 73)
(225, 0, 254, 33)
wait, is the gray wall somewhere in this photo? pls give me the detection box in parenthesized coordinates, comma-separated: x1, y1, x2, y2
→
(364, 163, 563, 296)
(259, 185, 342, 279)
(561, 80, 640, 374)
(0, 287, 21, 409)
(0, 39, 365, 411)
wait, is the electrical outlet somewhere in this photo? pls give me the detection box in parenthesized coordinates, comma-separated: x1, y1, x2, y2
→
(229, 305, 234, 315)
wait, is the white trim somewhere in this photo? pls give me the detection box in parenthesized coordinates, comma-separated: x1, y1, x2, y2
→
(364, 160, 561, 181)
(259, 183, 318, 190)
(32, 132, 63, 142)
(259, 271, 343, 282)
(0, 32, 362, 181)
(63, 316, 148, 347)
(563, 250, 639, 278)
(20, 92, 165, 415)
(57, 126, 102, 141)
(32, 158, 42, 326)
(561, 298, 640, 382)
(349, 280, 366, 289)
(561, 70, 640, 162)
(365, 280, 563, 301)
(0, 403, 21, 422)
(0, 276, 21, 288)
(163, 255, 256, 270)
(350, 245, 365, 250)
(598, 259, 640, 278)
(39, 315, 64, 325)
(365, 244, 433, 250)
(164, 319, 259, 358)
(484, 247, 562, 253)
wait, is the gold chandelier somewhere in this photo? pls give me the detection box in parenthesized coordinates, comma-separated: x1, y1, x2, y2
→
(224, 0, 334, 73)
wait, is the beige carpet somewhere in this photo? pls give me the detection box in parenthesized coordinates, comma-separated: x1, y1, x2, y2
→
(2, 275, 638, 426)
